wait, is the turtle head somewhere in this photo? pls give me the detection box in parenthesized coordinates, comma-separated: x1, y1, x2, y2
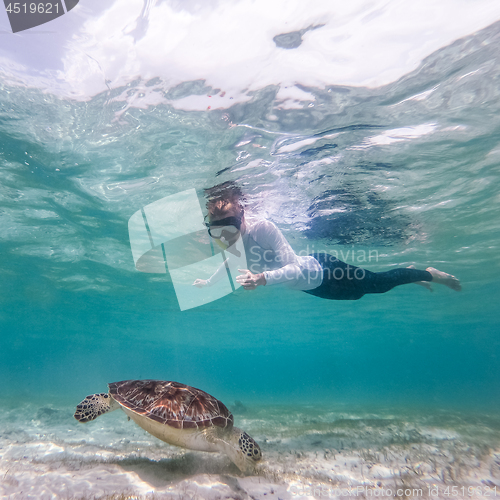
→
(223, 427, 262, 474)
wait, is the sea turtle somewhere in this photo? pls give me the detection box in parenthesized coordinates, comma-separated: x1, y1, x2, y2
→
(74, 379, 262, 474)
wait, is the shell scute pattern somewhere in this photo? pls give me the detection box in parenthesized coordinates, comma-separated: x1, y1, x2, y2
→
(109, 380, 234, 430)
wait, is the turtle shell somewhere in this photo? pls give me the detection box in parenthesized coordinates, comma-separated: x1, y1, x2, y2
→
(109, 380, 234, 430)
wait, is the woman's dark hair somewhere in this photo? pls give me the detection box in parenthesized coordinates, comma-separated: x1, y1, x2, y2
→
(205, 181, 245, 218)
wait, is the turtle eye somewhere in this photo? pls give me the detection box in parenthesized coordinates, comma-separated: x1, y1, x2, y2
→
(251, 443, 262, 461)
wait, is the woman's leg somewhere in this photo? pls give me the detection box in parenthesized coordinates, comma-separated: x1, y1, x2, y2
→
(356, 267, 433, 295)
(426, 267, 461, 291)
(303, 253, 458, 301)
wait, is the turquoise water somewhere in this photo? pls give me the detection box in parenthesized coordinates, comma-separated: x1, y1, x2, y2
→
(1, 7, 500, 498)
(2, 22, 499, 410)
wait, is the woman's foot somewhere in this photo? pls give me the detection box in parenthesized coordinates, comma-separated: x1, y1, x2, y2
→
(426, 267, 462, 291)
(408, 265, 433, 292)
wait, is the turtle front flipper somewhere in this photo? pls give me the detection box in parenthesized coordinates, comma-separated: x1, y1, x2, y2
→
(74, 393, 120, 423)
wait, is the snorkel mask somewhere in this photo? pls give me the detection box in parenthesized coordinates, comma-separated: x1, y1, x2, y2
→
(205, 215, 242, 250)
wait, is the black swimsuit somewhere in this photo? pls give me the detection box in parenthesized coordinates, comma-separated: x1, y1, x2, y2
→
(304, 253, 432, 300)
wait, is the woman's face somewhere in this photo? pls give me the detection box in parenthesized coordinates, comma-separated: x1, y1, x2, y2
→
(208, 206, 245, 247)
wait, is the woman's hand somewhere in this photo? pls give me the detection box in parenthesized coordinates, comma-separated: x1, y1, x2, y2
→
(236, 269, 266, 290)
(193, 279, 208, 288)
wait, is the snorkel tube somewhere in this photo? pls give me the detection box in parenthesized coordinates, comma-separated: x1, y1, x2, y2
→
(212, 228, 242, 257)
(214, 237, 230, 251)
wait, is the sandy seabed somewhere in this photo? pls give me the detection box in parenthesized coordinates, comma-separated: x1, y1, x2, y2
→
(1, 400, 499, 500)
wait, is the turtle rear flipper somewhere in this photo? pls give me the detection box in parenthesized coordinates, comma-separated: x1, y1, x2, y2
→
(74, 393, 120, 422)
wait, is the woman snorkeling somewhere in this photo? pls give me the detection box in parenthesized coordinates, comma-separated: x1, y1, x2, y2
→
(194, 183, 461, 299)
